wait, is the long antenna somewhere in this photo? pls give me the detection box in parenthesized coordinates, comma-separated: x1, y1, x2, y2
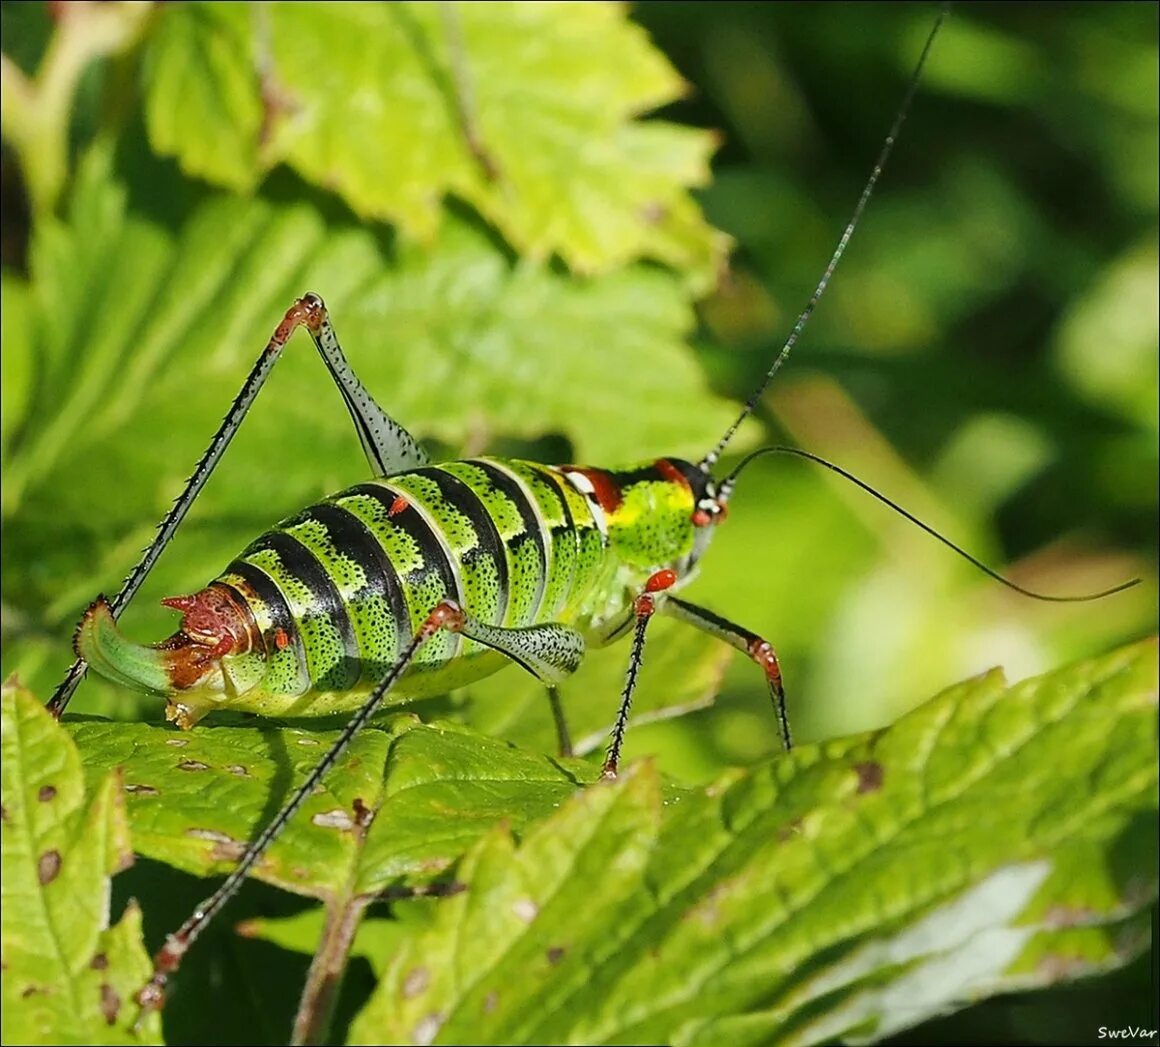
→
(720, 446, 1142, 603)
(700, 4, 951, 471)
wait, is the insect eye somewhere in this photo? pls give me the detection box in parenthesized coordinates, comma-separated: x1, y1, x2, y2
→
(692, 498, 722, 527)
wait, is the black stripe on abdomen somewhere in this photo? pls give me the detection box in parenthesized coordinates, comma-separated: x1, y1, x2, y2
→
(305, 502, 411, 667)
(246, 530, 360, 691)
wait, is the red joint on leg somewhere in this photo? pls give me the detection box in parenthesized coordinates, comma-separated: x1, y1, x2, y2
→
(388, 495, 409, 517)
(747, 638, 782, 686)
(633, 593, 656, 617)
(422, 601, 465, 636)
(136, 977, 167, 1013)
(297, 292, 327, 332)
(645, 569, 678, 593)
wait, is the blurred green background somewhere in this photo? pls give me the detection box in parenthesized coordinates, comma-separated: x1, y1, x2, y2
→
(1, 3, 1156, 1041)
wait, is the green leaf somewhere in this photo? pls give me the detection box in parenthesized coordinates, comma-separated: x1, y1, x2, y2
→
(0, 270, 34, 464)
(345, 639, 1156, 1045)
(141, 1, 726, 286)
(349, 762, 662, 1046)
(68, 715, 596, 897)
(0, 683, 160, 1046)
(141, 3, 262, 191)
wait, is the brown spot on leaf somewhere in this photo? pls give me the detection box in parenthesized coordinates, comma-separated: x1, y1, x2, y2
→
(1035, 953, 1087, 982)
(227, 765, 250, 777)
(640, 201, 667, 225)
(177, 760, 209, 771)
(38, 785, 57, 802)
(99, 982, 120, 1025)
(38, 849, 61, 885)
(1114, 923, 1150, 959)
(1043, 904, 1096, 929)
(125, 784, 160, 796)
(185, 828, 245, 862)
(402, 966, 429, 999)
(1122, 875, 1154, 909)
(353, 796, 373, 830)
(21, 984, 48, 998)
(854, 761, 884, 794)
(512, 898, 538, 922)
(90, 953, 108, 970)
(546, 946, 566, 966)
(165, 738, 188, 747)
(413, 1013, 444, 1046)
(777, 817, 803, 843)
(1, 804, 9, 823)
(312, 808, 354, 831)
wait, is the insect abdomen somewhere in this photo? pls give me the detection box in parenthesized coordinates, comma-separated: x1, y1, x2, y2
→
(215, 457, 608, 709)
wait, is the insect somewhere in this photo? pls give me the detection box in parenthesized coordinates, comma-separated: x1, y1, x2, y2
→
(38, 5, 1139, 1018)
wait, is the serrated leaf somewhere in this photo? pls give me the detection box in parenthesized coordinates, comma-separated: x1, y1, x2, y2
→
(345, 639, 1156, 1045)
(0, 684, 160, 1046)
(349, 763, 662, 1047)
(141, 2, 261, 191)
(141, 1, 727, 285)
(68, 716, 597, 898)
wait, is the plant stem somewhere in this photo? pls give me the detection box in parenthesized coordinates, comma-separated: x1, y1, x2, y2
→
(290, 892, 373, 1047)
(0, 1, 152, 217)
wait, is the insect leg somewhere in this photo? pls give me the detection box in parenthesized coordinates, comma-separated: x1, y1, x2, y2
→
(303, 294, 427, 475)
(135, 601, 584, 1014)
(546, 687, 572, 758)
(47, 294, 423, 720)
(451, 614, 586, 757)
(662, 595, 791, 752)
(455, 616, 585, 685)
(602, 570, 679, 779)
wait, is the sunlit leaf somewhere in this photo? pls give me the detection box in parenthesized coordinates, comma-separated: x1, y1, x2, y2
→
(0, 683, 160, 1046)
(142, 1, 726, 285)
(347, 640, 1157, 1045)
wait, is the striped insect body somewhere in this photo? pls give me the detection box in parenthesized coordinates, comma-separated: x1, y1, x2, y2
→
(77, 452, 719, 731)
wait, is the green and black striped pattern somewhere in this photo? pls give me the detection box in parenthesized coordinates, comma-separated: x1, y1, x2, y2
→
(215, 458, 608, 704)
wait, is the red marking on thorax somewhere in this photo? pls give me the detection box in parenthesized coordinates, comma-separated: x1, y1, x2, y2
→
(654, 458, 691, 490)
(564, 467, 623, 513)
